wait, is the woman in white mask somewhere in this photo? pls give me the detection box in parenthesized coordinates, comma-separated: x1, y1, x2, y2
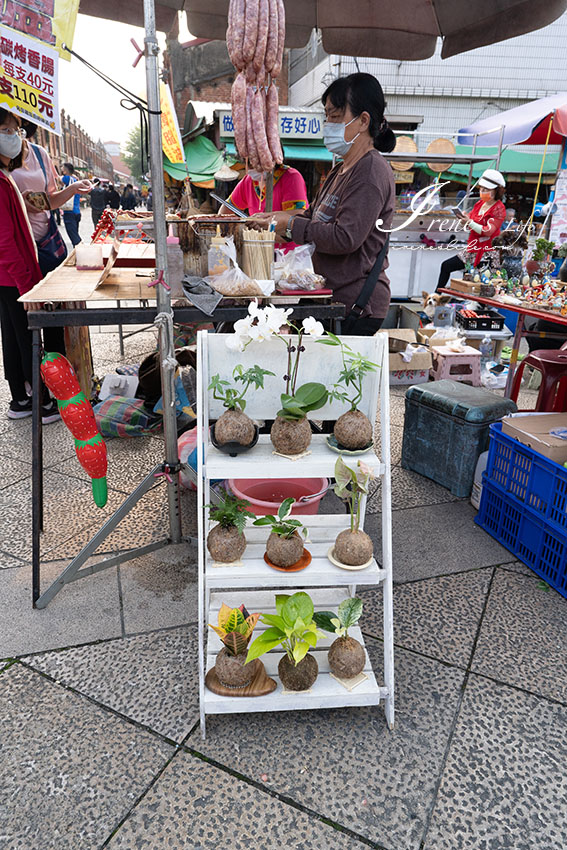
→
(0, 109, 59, 422)
(254, 73, 396, 333)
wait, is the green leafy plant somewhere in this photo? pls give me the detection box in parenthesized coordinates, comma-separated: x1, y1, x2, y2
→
(334, 457, 375, 533)
(557, 243, 567, 259)
(209, 364, 275, 412)
(246, 592, 324, 666)
(278, 381, 328, 421)
(532, 237, 555, 261)
(206, 491, 255, 535)
(252, 497, 308, 539)
(313, 597, 363, 637)
(209, 603, 260, 656)
(227, 302, 328, 420)
(317, 332, 379, 411)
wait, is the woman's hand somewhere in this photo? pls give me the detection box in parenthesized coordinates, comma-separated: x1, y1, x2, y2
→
(72, 179, 93, 194)
(22, 301, 43, 311)
(250, 210, 292, 239)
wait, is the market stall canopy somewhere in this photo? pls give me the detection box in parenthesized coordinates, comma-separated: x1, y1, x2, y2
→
(419, 146, 561, 184)
(183, 0, 567, 60)
(458, 95, 567, 147)
(163, 134, 225, 184)
(77, 0, 567, 59)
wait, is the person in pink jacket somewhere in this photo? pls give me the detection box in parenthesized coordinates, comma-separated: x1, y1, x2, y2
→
(0, 108, 59, 422)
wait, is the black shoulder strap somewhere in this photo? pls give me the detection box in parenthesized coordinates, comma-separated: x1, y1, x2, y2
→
(349, 235, 390, 317)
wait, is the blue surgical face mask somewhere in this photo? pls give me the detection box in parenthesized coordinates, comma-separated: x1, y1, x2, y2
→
(0, 130, 23, 160)
(323, 117, 360, 156)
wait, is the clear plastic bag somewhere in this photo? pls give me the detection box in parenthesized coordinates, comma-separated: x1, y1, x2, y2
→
(203, 236, 263, 296)
(275, 243, 325, 291)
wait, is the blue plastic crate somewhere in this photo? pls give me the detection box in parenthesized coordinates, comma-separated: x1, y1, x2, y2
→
(485, 422, 567, 534)
(476, 479, 567, 598)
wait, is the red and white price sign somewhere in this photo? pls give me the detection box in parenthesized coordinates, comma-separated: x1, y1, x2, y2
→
(0, 24, 60, 134)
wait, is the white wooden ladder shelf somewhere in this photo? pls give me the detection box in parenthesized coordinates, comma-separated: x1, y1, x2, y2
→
(196, 331, 394, 738)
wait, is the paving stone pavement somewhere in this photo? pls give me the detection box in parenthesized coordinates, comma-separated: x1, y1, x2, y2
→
(1, 329, 565, 849)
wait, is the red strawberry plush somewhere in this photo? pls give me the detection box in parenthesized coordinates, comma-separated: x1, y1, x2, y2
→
(40, 352, 81, 400)
(75, 435, 108, 508)
(41, 352, 108, 508)
(58, 392, 99, 441)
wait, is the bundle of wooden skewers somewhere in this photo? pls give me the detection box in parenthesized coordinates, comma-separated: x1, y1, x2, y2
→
(241, 224, 276, 281)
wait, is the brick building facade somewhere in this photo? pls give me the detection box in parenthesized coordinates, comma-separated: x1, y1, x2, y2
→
(31, 110, 114, 181)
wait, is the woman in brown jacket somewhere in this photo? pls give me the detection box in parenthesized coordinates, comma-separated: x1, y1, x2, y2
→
(255, 73, 396, 334)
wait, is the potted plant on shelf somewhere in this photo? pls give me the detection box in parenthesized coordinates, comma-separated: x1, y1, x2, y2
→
(209, 603, 261, 688)
(209, 364, 274, 454)
(225, 302, 328, 455)
(206, 491, 255, 563)
(253, 497, 309, 570)
(318, 332, 379, 450)
(331, 457, 375, 567)
(314, 597, 366, 679)
(526, 237, 555, 276)
(246, 592, 324, 691)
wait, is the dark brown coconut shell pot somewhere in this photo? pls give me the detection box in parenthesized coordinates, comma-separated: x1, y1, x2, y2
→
(215, 647, 256, 688)
(214, 409, 256, 446)
(334, 529, 373, 566)
(207, 524, 246, 563)
(333, 409, 373, 450)
(270, 415, 312, 455)
(266, 531, 304, 568)
(328, 636, 366, 679)
(278, 653, 318, 690)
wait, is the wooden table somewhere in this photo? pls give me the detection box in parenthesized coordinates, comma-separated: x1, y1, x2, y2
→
(26, 264, 345, 608)
(440, 287, 567, 397)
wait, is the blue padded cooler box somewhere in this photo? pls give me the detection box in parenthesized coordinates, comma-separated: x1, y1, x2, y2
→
(401, 380, 517, 497)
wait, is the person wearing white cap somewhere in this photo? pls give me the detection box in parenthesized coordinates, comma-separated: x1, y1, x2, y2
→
(436, 168, 506, 290)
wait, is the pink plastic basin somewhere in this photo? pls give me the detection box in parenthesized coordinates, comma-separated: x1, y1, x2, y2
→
(228, 477, 329, 516)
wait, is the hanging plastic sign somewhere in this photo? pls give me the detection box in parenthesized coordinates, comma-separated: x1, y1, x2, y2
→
(0, 25, 60, 134)
(160, 81, 185, 165)
(0, 0, 79, 60)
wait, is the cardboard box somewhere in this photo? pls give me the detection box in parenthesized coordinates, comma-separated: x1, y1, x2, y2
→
(448, 277, 481, 295)
(387, 329, 432, 384)
(501, 413, 567, 465)
(417, 328, 482, 350)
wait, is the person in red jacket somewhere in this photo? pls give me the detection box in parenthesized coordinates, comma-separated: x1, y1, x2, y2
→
(0, 108, 59, 422)
(437, 168, 507, 290)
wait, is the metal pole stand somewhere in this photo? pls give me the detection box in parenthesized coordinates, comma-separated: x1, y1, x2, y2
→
(32, 0, 184, 607)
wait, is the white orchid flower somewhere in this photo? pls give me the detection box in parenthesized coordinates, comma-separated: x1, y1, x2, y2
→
(247, 319, 273, 342)
(226, 333, 249, 352)
(234, 317, 253, 336)
(247, 298, 261, 318)
(263, 305, 293, 333)
(302, 317, 324, 336)
(226, 316, 253, 351)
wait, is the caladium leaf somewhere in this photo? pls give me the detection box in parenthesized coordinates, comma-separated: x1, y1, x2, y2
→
(313, 611, 338, 633)
(277, 497, 295, 521)
(338, 597, 363, 629)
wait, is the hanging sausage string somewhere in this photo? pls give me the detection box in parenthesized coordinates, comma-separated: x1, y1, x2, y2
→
(227, 0, 285, 172)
